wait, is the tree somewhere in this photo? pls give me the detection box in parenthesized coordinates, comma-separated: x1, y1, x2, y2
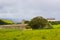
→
(24, 21, 30, 24)
(21, 19, 30, 24)
(29, 16, 52, 29)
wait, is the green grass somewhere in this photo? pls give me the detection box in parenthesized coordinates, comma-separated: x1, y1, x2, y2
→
(0, 29, 60, 40)
(53, 24, 60, 28)
(0, 24, 60, 40)
(2, 19, 14, 24)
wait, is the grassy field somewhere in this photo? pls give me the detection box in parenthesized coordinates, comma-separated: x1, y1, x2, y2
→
(0, 28, 60, 40)
(0, 25, 59, 40)
(53, 24, 60, 29)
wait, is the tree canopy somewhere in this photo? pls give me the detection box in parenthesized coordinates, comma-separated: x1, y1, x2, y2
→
(29, 16, 52, 29)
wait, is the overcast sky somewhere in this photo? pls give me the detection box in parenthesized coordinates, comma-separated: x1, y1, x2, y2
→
(0, 0, 60, 20)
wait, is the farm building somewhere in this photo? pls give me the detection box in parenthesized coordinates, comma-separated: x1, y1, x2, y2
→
(47, 18, 56, 21)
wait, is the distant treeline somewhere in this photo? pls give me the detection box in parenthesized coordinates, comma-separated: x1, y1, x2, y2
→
(49, 21, 60, 25)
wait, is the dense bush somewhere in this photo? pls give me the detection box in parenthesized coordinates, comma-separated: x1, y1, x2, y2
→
(24, 21, 30, 24)
(26, 26, 31, 29)
(29, 16, 52, 29)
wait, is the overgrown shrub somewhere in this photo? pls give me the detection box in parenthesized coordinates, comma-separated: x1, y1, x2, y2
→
(29, 16, 53, 29)
(26, 26, 31, 29)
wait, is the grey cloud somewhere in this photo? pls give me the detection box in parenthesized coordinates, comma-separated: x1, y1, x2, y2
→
(0, 0, 60, 20)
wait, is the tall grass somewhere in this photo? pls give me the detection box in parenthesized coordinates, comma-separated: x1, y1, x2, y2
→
(0, 29, 60, 40)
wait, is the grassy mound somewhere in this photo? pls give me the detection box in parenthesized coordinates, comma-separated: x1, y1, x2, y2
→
(0, 19, 14, 25)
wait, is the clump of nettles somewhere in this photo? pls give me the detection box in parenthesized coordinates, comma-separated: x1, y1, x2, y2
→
(42, 36, 46, 39)
(17, 35, 20, 37)
(13, 38, 17, 40)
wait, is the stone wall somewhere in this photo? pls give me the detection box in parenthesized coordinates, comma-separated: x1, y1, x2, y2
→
(0, 24, 27, 29)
